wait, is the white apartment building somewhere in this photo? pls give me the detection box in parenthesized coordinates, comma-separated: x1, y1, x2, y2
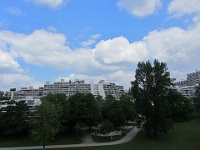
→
(5, 79, 124, 100)
(174, 70, 200, 98)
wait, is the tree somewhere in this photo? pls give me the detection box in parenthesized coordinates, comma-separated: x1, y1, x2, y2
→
(67, 93, 101, 132)
(0, 102, 29, 136)
(83, 93, 101, 131)
(167, 90, 192, 122)
(120, 95, 136, 123)
(100, 119, 114, 134)
(0, 91, 4, 100)
(132, 59, 173, 137)
(30, 99, 61, 149)
(42, 93, 69, 133)
(193, 83, 200, 112)
(101, 95, 125, 128)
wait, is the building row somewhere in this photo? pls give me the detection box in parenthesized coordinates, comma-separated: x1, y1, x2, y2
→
(4, 79, 125, 101)
(174, 70, 200, 98)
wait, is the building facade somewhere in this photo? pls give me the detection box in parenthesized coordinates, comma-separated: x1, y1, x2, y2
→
(5, 79, 125, 100)
(174, 70, 200, 98)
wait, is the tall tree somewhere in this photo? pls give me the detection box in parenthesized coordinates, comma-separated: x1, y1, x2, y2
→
(132, 59, 173, 137)
(83, 93, 101, 131)
(30, 99, 61, 149)
(43, 93, 69, 133)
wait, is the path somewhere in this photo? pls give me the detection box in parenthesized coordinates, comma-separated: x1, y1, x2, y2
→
(0, 127, 140, 150)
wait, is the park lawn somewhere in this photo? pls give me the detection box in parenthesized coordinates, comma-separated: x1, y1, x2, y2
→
(52, 114, 200, 150)
(0, 133, 83, 147)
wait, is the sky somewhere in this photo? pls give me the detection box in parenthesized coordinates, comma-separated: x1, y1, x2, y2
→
(0, 0, 200, 91)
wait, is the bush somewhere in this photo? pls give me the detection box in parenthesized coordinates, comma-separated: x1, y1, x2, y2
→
(100, 119, 114, 134)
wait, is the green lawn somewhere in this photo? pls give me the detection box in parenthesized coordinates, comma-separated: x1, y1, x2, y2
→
(0, 133, 83, 147)
(52, 113, 200, 150)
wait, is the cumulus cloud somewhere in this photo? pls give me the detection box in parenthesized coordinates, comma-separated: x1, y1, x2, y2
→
(143, 23, 200, 80)
(94, 36, 148, 66)
(27, 0, 67, 8)
(0, 74, 43, 91)
(1, 22, 200, 89)
(0, 29, 149, 75)
(117, 0, 162, 17)
(0, 50, 22, 73)
(168, 0, 200, 17)
(144, 24, 200, 62)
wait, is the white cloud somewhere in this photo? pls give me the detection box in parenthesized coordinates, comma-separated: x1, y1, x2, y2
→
(27, 0, 67, 8)
(0, 74, 43, 91)
(0, 29, 149, 75)
(81, 34, 101, 47)
(117, 0, 162, 17)
(143, 23, 200, 71)
(0, 49, 22, 73)
(94, 36, 148, 66)
(168, 0, 200, 17)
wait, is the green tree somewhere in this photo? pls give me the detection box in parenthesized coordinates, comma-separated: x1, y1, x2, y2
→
(30, 99, 61, 149)
(83, 93, 101, 131)
(132, 59, 173, 137)
(102, 95, 125, 128)
(168, 90, 192, 122)
(193, 83, 200, 112)
(67, 93, 101, 132)
(0, 102, 29, 136)
(0, 91, 4, 100)
(42, 93, 69, 133)
(100, 119, 114, 134)
(120, 95, 136, 123)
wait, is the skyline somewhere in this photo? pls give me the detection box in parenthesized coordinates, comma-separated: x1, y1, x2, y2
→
(0, 0, 200, 91)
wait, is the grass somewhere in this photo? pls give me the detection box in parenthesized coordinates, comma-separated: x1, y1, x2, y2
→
(50, 113, 200, 150)
(0, 133, 83, 147)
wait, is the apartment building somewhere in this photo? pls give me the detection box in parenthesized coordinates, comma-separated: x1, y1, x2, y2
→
(174, 70, 200, 98)
(5, 79, 124, 100)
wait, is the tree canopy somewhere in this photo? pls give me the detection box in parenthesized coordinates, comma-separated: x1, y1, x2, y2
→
(132, 59, 173, 137)
(30, 99, 61, 149)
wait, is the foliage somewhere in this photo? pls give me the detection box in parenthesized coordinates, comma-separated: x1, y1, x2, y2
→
(167, 90, 192, 122)
(42, 93, 69, 133)
(0, 91, 4, 100)
(132, 59, 173, 137)
(120, 95, 136, 122)
(67, 93, 101, 132)
(102, 95, 125, 128)
(100, 119, 114, 134)
(0, 102, 29, 136)
(30, 99, 61, 149)
(193, 83, 200, 112)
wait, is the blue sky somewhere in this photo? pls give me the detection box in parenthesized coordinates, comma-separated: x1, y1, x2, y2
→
(0, 0, 200, 91)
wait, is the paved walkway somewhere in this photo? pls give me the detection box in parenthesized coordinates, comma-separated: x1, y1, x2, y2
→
(0, 127, 140, 150)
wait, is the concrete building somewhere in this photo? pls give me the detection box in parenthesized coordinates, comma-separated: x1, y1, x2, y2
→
(5, 79, 124, 100)
(174, 70, 200, 98)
